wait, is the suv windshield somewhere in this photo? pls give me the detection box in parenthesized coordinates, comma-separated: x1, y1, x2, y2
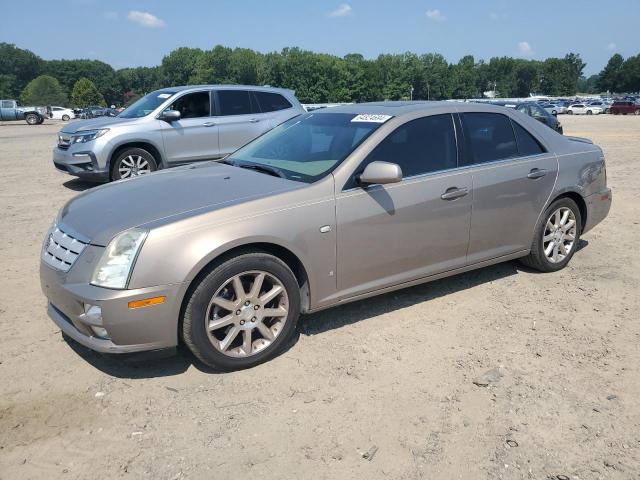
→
(227, 113, 387, 183)
(119, 90, 177, 118)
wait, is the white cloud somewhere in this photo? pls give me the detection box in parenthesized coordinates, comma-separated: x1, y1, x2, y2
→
(607, 42, 617, 51)
(328, 4, 352, 17)
(127, 11, 166, 28)
(426, 9, 446, 22)
(517, 41, 533, 56)
(103, 11, 118, 20)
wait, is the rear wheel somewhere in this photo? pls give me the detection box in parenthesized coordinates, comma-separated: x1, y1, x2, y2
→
(111, 147, 157, 181)
(25, 113, 38, 125)
(182, 253, 301, 371)
(62, 114, 70, 121)
(520, 197, 582, 273)
(586, 110, 593, 115)
(635, 110, 640, 115)
(567, 110, 573, 115)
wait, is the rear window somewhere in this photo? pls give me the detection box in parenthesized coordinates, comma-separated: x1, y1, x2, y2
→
(512, 121, 545, 156)
(218, 90, 254, 116)
(253, 91, 292, 112)
(460, 113, 518, 165)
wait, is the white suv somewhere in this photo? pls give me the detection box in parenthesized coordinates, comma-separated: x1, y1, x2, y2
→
(52, 85, 304, 182)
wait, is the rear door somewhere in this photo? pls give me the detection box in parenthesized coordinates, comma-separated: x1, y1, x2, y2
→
(459, 112, 558, 264)
(160, 90, 220, 164)
(214, 89, 266, 156)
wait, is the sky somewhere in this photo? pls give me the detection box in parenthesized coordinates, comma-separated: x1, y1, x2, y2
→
(1, 0, 639, 76)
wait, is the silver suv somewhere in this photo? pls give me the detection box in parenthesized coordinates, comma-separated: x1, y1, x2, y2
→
(53, 85, 304, 181)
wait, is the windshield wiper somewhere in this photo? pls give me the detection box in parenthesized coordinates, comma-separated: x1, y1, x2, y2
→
(235, 162, 286, 179)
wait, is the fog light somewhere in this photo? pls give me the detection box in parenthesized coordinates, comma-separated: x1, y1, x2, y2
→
(83, 304, 103, 323)
(90, 326, 110, 339)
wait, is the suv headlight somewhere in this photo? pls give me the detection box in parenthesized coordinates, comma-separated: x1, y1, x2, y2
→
(91, 229, 148, 289)
(72, 128, 109, 144)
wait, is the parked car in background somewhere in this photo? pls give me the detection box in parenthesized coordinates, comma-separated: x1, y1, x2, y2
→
(541, 103, 567, 115)
(0, 99, 47, 125)
(53, 85, 305, 181)
(609, 101, 640, 115)
(40, 101, 612, 370)
(588, 100, 611, 113)
(515, 102, 563, 133)
(50, 106, 75, 121)
(78, 106, 118, 119)
(567, 104, 602, 115)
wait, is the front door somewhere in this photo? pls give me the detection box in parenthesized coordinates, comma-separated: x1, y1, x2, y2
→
(161, 90, 220, 165)
(336, 114, 472, 298)
(459, 112, 558, 264)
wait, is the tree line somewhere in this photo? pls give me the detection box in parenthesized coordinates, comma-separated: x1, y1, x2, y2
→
(1, 42, 638, 108)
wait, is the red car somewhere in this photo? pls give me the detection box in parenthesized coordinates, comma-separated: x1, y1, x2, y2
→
(610, 101, 640, 115)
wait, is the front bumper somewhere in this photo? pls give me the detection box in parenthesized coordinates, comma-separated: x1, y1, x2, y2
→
(52, 147, 109, 181)
(41, 260, 185, 354)
(583, 188, 612, 234)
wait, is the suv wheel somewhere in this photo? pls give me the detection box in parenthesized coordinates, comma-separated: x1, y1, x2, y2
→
(111, 148, 157, 181)
(182, 253, 301, 371)
(520, 197, 582, 273)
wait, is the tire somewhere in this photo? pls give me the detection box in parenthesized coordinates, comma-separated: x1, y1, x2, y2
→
(182, 253, 301, 371)
(567, 110, 573, 115)
(520, 197, 582, 273)
(25, 113, 38, 125)
(110, 147, 157, 181)
(634, 110, 640, 116)
(62, 114, 70, 121)
(586, 110, 593, 115)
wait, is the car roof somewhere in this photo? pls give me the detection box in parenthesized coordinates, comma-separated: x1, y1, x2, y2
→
(310, 100, 518, 117)
(154, 85, 295, 95)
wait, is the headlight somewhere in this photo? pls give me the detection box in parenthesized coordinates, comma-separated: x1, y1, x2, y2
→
(72, 128, 109, 144)
(91, 229, 148, 289)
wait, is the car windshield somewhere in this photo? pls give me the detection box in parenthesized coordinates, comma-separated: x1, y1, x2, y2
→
(119, 91, 177, 118)
(227, 112, 388, 183)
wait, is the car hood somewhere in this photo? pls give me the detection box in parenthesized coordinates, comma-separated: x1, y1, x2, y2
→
(58, 162, 304, 246)
(61, 116, 137, 133)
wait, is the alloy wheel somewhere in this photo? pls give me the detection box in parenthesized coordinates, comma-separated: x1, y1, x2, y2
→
(543, 207, 577, 263)
(206, 270, 289, 358)
(118, 155, 151, 178)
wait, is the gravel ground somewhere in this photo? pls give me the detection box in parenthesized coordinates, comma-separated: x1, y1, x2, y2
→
(0, 115, 638, 480)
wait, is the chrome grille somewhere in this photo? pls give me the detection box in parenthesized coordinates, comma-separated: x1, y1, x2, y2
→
(42, 226, 88, 272)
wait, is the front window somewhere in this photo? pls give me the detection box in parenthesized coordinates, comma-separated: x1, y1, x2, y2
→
(227, 113, 387, 183)
(119, 90, 177, 118)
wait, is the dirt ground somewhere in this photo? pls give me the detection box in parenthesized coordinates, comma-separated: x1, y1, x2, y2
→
(0, 115, 638, 480)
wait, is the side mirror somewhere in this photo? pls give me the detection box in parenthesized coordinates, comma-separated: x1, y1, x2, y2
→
(358, 161, 403, 186)
(552, 111, 558, 117)
(160, 109, 181, 122)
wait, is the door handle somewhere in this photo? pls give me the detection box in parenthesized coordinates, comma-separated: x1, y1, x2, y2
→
(203, 121, 216, 127)
(441, 187, 469, 200)
(249, 118, 260, 123)
(527, 168, 548, 179)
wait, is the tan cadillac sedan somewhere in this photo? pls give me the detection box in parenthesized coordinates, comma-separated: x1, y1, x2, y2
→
(40, 102, 612, 370)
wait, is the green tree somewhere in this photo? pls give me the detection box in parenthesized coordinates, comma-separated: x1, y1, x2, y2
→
(597, 54, 624, 93)
(44, 59, 119, 104)
(70, 77, 105, 107)
(0, 43, 42, 97)
(161, 47, 205, 85)
(19, 75, 68, 106)
(450, 55, 479, 99)
(618, 54, 640, 92)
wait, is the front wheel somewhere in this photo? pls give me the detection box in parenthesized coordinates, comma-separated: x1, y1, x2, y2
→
(62, 114, 70, 121)
(520, 198, 582, 272)
(25, 113, 39, 125)
(182, 253, 301, 371)
(586, 110, 593, 115)
(567, 110, 573, 115)
(634, 110, 640, 116)
(111, 148, 157, 181)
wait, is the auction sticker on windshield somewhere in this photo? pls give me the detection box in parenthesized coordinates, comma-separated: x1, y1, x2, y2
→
(351, 114, 393, 123)
(157, 93, 172, 98)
